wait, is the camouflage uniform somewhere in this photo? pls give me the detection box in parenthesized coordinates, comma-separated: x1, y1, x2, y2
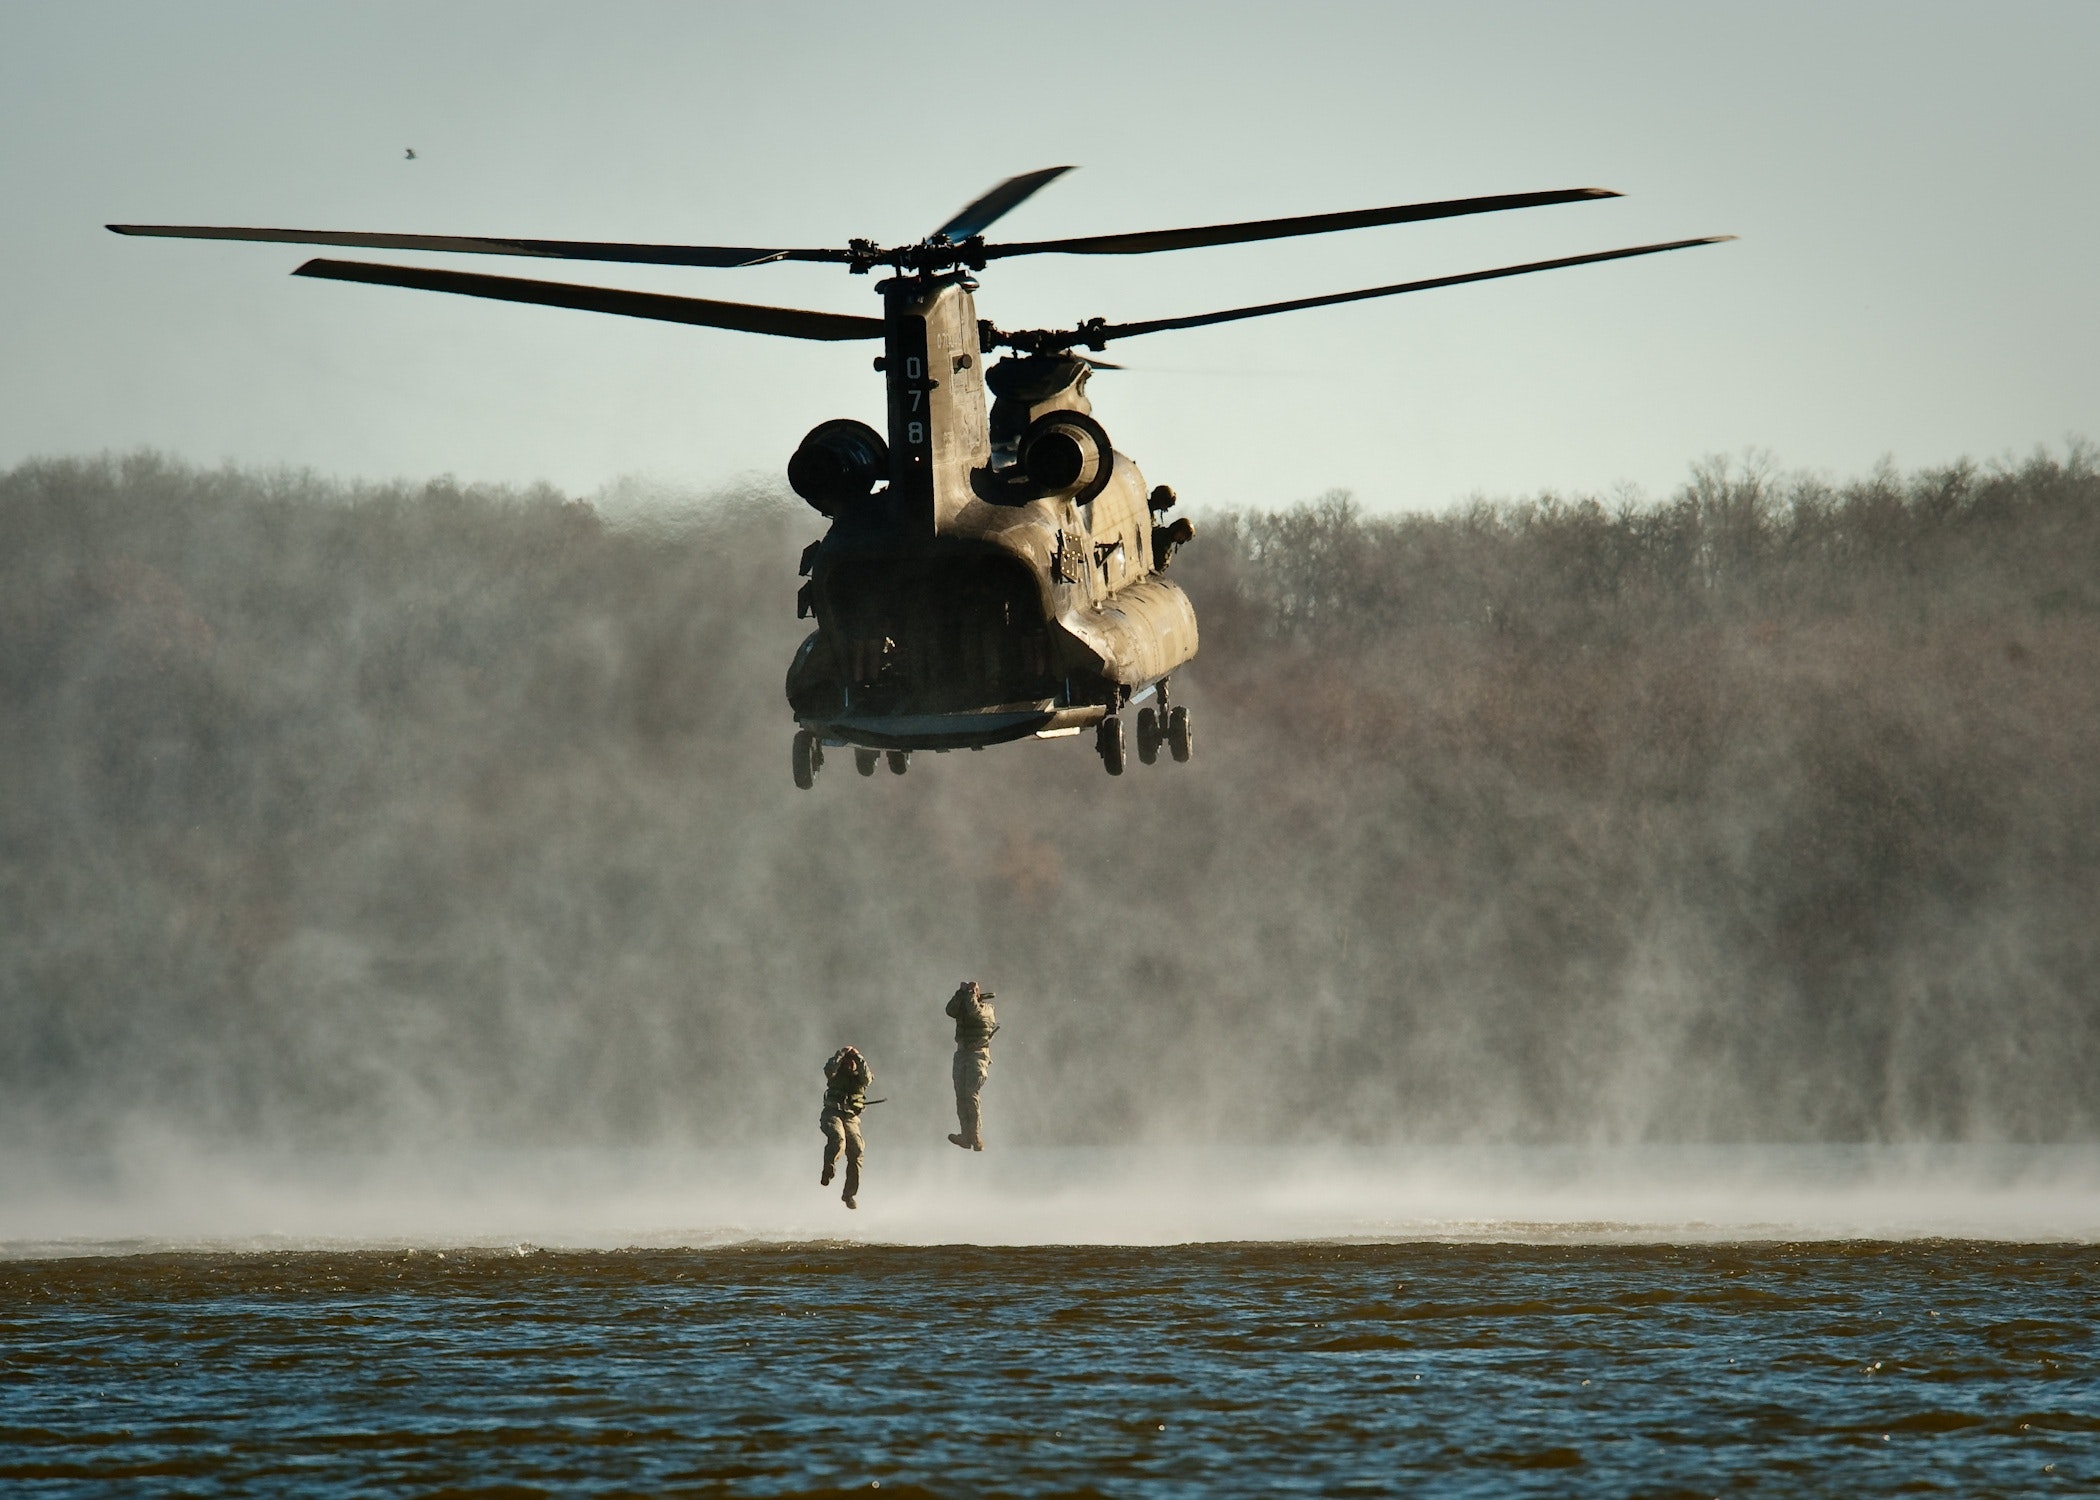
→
(819, 1046, 870, 1207)
(945, 982, 998, 1150)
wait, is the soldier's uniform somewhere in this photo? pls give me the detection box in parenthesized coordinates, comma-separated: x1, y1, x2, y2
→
(945, 982, 998, 1150)
(819, 1046, 871, 1208)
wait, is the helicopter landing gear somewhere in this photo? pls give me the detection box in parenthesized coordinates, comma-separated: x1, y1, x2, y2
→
(853, 747, 879, 776)
(1167, 705, 1193, 763)
(793, 730, 824, 790)
(886, 750, 911, 776)
(1096, 713, 1127, 776)
(1135, 706, 1162, 765)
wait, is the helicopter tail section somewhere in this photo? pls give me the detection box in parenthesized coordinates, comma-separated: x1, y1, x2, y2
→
(881, 279, 990, 537)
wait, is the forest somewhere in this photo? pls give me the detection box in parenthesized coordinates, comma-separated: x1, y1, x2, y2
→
(4, 447, 2096, 1148)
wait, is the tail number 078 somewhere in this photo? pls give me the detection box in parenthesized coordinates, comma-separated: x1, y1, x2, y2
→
(902, 355, 928, 448)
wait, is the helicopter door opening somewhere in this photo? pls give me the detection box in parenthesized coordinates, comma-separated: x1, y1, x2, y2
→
(825, 556, 1054, 714)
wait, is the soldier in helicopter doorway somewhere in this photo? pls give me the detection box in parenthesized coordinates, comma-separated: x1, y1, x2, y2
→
(945, 981, 999, 1151)
(819, 1045, 874, 1209)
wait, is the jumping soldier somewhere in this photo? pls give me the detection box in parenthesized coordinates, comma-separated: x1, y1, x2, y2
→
(819, 1045, 872, 1208)
(945, 980, 999, 1151)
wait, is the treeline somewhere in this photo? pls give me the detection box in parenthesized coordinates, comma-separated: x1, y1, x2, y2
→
(3, 448, 2096, 1149)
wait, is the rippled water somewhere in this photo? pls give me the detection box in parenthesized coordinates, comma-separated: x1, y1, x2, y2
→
(4, 1238, 2096, 1496)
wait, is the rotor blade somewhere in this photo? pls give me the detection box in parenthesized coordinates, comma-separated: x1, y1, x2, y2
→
(109, 223, 849, 268)
(933, 166, 1075, 242)
(291, 259, 884, 341)
(984, 187, 1622, 261)
(1083, 236, 1736, 345)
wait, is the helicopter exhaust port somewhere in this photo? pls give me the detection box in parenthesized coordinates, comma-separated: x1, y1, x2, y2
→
(788, 419, 889, 517)
(1018, 411, 1113, 502)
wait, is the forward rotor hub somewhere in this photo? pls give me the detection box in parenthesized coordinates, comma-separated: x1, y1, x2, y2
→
(983, 317, 1111, 356)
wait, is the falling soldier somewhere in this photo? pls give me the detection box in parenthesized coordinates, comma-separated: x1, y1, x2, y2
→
(819, 1045, 873, 1209)
(945, 980, 999, 1150)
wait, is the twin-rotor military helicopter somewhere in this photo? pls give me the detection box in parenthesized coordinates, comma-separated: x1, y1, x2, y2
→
(112, 170, 1729, 786)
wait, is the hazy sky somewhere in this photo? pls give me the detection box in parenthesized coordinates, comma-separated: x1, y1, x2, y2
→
(2, 1, 2094, 513)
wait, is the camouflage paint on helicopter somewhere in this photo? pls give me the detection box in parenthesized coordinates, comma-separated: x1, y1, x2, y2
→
(109, 169, 1730, 785)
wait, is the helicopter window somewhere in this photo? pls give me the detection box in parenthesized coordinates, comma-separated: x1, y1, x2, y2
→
(823, 555, 1052, 712)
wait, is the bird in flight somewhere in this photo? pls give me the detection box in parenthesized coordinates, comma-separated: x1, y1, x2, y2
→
(404, 148, 417, 161)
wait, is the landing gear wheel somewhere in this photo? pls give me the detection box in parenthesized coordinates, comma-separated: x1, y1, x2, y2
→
(792, 730, 820, 790)
(854, 747, 879, 777)
(1167, 705, 1193, 763)
(1096, 713, 1126, 776)
(1136, 706, 1161, 765)
(886, 750, 911, 776)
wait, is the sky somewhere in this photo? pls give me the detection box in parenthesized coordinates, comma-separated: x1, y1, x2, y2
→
(2, 1, 2094, 514)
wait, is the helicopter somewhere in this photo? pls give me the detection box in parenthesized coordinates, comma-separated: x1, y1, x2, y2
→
(110, 170, 1730, 786)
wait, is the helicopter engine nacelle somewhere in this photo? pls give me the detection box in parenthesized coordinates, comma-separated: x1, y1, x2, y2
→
(1019, 410, 1114, 503)
(789, 419, 889, 516)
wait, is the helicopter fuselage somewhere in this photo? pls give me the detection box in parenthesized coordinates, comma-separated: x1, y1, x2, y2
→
(786, 273, 1198, 756)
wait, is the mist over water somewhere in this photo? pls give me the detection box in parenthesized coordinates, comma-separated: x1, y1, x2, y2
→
(5, 1144, 2098, 1257)
(5, 448, 2099, 1215)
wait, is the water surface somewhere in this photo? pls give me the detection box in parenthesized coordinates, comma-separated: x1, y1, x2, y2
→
(4, 1239, 2094, 1496)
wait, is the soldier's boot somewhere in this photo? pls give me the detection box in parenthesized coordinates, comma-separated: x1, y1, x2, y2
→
(820, 1163, 834, 1186)
(842, 1155, 861, 1208)
(947, 1133, 971, 1149)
